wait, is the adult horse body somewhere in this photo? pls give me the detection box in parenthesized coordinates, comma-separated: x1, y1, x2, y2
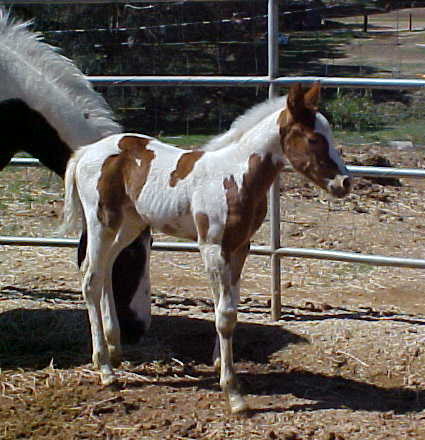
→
(0, 9, 150, 341)
(63, 83, 352, 413)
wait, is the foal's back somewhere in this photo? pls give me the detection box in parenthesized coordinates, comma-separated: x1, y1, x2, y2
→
(75, 133, 217, 241)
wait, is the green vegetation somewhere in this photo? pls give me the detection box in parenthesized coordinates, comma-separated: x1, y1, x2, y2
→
(323, 87, 425, 146)
(160, 134, 214, 149)
(323, 90, 386, 131)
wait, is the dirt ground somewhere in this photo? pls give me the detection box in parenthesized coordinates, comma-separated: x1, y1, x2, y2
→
(2, 138, 425, 440)
(4, 8, 425, 440)
(331, 7, 425, 77)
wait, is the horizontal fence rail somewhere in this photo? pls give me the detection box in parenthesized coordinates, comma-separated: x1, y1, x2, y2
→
(4, 159, 425, 270)
(88, 75, 425, 90)
(5, 0, 244, 3)
(2, 237, 425, 270)
(10, 158, 425, 179)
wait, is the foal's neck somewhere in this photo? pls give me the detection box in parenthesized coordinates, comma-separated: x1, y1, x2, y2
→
(0, 99, 73, 178)
(229, 112, 283, 163)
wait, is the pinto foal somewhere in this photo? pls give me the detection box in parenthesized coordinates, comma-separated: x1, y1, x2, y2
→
(63, 83, 352, 413)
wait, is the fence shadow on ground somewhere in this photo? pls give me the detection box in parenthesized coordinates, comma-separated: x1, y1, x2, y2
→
(280, 30, 383, 78)
(241, 369, 425, 415)
(148, 366, 425, 415)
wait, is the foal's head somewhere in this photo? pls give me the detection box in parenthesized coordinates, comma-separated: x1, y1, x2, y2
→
(278, 83, 352, 198)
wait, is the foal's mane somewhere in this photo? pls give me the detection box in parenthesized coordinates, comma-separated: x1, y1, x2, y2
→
(0, 8, 121, 147)
(201, 95, 287, 152)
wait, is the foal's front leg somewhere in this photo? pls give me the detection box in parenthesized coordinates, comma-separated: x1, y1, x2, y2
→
(212, 242, 250, 373)
(200, 243, 248, 414)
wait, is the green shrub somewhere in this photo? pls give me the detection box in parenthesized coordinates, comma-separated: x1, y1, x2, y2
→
(323, 90, 386, 132)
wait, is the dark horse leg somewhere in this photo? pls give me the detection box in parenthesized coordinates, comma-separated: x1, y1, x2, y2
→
(78, 228, 152, 344)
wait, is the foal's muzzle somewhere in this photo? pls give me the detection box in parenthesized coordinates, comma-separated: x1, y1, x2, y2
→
(327, 175, 352, 198)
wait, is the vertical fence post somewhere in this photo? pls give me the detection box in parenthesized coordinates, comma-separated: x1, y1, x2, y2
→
(363, 14, 368, 33)
(268, 0, 281, 321)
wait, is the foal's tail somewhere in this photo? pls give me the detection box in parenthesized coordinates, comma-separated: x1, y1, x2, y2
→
(60, 148, 86, 235)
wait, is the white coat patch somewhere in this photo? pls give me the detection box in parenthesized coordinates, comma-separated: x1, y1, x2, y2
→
(315, 112, 349, 175)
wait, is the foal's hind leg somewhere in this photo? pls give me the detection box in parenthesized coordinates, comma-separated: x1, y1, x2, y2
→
(200, 243, 248, 414)
(81, 225, 117, 385)
(101, 223, 146, 367)
(101, 255, 122, 368)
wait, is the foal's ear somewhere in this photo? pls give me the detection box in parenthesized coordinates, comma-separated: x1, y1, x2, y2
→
(286, 83, 305, 121)
(304, 82, 320, 110)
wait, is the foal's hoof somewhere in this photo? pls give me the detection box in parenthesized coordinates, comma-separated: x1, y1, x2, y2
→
(101, 371, 117, 387)
(227, 393, 249, 414)
(213, 358, 221, 375)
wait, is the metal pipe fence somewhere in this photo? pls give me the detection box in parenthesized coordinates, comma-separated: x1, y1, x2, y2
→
(4, 158, 425, 269)
(9, 158, 425, 179)
(2, 0, 425, 320)
(2, 237, 425, 270)
(87, 75, 425, 90)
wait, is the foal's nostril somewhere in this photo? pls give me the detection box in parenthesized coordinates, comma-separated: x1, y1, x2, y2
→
(329, 175, 352, 198)
(342, 175, 352, 193)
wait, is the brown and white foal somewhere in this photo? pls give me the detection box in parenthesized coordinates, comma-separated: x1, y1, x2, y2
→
(63, 83, 352, 414)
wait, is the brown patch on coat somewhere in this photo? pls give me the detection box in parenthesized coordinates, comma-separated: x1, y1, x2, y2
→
(221, 153, 283, 257)
(162, 224, 177, 236)
(97, 155, 125, 229)
(278, 84, 340, 190)
(118, 136, 155, 201)
(195, 212, 210, 243)
(169, 151, 204, 187)
(279, 114, 340, 190)
(230, 242, 250, 286)
(96, 136, 155, 229)
(278, 83, 319, 140)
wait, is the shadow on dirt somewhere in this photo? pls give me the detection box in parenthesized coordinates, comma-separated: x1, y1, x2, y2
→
(280, 30, 383, 77)
(2, 306, 425, 415)
(242, 369, 425, 415)
(147, 368, 425, 415)
(147, 315, 307, 365)
(0, 308, 305, 369)
(282, 306, 425, 327)
(0, 308, 91, 370)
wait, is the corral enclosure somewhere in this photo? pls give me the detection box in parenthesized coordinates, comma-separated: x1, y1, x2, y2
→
(2, 2, 425, 439)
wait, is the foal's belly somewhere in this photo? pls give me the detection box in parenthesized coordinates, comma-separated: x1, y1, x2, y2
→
(154, 214, 197, 241)
(135, 197, 197, 241)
